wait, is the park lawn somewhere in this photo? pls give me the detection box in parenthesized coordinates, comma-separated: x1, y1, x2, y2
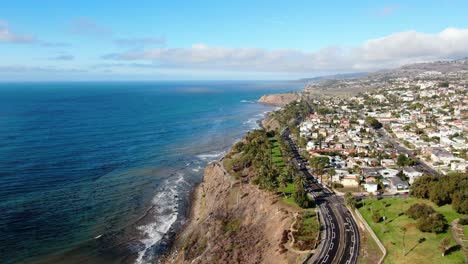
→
(281, 183, 298, 206)
(269, 137, 287, 169)
(358, 197, 466, 264)
(281, 182, 295, 195)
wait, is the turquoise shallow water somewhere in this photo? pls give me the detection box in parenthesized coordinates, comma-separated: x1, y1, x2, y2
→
(0, 81, 303, 264)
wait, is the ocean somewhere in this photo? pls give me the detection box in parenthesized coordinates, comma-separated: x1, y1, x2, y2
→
(0, 81, 303, 264)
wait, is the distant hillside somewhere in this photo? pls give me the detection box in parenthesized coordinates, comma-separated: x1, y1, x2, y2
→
(371, 57, 468, 78)
(300, 72, 369, 82)
(303, 57, 468, 96)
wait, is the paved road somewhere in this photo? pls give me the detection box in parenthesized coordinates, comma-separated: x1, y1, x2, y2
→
(282, 128, 359, 264)
(376, 128, 441, 176)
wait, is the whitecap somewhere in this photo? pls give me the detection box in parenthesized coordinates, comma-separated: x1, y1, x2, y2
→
(192, 166, 202, 172)
(196, 151, 225, 161)
(134, 177, 182, 264)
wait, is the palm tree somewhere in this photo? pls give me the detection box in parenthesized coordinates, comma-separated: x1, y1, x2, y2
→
(278, 173, 288, 197)
(345, 192, 356, 209)
(401, 227, 407, 256)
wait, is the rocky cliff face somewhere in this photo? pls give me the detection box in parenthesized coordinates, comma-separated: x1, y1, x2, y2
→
(258, 93, 298, 106)
(164, 161, 304, 264)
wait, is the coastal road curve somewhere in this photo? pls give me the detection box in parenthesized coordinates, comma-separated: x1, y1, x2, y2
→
(282, 129, 359, 264)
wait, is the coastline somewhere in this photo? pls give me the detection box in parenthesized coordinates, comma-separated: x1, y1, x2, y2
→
(162, 110, 272, 262)
(162, 97, 306, 264)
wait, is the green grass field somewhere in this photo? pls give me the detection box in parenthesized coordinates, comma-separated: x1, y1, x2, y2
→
(269, 137, 286, 169)
(358, 198, 467, 264)
(280, 183, 298, 206)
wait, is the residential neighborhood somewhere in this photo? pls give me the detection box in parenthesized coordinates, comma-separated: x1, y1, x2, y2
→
(295, 61, 467, 195)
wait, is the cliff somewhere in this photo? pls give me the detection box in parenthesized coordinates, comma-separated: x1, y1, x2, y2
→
(163, 161, 305, 264)
(257, 93, 299, 106)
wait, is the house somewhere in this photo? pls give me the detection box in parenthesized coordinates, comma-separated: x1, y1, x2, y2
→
(340, 120, 350, 128)
(361, 167, 381, 179)
(390, 177, 410, 192)
(363, 178, 379, 193)
(330, 156, 346, 169)
(306, 141, 316, 151)
(381, 178, 391, 188)
(379, 168, 399, 178)
(381, 159, 396, 167)
(430, 147, 455, 164)
(403, 167, 423, 184)
(331, 169, 349, 183)
(341, 174, 359, 187)
(451, 162, 468, 172)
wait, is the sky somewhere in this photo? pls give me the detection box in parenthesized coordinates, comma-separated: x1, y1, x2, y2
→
(1, 0, 468, 81)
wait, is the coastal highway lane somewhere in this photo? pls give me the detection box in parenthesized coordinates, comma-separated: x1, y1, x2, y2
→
(282, 129, 359, 264)
(304, 177, 360, 264)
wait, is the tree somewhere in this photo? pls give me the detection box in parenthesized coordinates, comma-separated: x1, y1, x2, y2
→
(438, 237, 450, 256)
(417, 213, 447, 233)
(452, 191, 468, 214)
(401, 227, 407, 256)
(293, 176, 311, 208)
(429, 187, 451, 206)
(397, 154, 416, 167)
(406, 203, 435, 219)
(410, 175, 438, 199)
(438, 81, 449, 88)
(293, 184, 311, 208)
(277, 173, 288, 196)
(345, 192, 356, 209)
(372, 211, 382, 223)
(365, 116, 383, 129)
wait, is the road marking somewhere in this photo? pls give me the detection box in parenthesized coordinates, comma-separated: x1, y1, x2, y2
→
(322, 255, 329, 263)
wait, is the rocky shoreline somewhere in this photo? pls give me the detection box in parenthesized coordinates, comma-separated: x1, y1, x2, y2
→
(162, 158, 306, 264)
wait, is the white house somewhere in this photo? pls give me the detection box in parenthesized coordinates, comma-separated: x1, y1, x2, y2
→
(451, 162, 468, 172)
(379, 168, 399, 178)
(403, 167, 423, 184)
(390, 177, 410, 192)
(381, 159, 396, 167)
(430, 147, 455, 164)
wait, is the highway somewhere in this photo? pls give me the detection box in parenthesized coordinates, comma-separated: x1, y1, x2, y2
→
(281, 128, 359, 264)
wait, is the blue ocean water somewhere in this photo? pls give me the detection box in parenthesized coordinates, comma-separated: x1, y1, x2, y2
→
(0, 81, 303, 264)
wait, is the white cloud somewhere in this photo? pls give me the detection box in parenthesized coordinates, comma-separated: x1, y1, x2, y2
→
(114, 37, 166, 47)
(101, 27, 468, 73)
(48, 55, 74, 61)
(70, 18, 112, 36)
(0, 20, 35, 43)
